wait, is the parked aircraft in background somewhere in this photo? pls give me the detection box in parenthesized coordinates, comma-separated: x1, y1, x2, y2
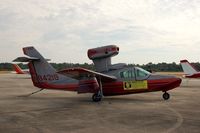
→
(180, 60, 200, 78)
(13, 45, 181, 102)
(12, 64, 29, 74)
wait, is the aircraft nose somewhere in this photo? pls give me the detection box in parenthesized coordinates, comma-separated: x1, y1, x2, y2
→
(148, 74, 182, 91)
(166, 77, 182, 91)
(172, 77, 182, 85)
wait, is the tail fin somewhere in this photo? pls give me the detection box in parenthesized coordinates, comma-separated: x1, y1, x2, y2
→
(180, 60, 198, 75)
(12, 64, 24, 74)
(16, 46, 77, 89)
(23, 47, 56, 76)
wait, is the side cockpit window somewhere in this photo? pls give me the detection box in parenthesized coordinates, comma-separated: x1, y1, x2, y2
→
(120, 69, 135, 79)
(119, 67, 150, 80)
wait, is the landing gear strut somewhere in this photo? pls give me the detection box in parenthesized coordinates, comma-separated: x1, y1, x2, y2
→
(92, 77, 103, 102)
(163, 92, 170, 100)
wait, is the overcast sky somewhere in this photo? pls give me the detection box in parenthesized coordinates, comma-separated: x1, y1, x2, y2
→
(1, 0, 200, 64)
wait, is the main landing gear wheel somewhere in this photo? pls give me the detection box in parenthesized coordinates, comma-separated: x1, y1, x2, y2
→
(163, 92, 170, 100)
(92, 93, 102, 102)
(92, 77, 103, 102)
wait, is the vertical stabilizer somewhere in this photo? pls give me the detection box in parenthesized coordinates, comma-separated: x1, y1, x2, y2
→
(180, 60, 198, 75)
(23, 47, 56, 76)
(21, 47, 77, 89)
(12, 64, 24, 74)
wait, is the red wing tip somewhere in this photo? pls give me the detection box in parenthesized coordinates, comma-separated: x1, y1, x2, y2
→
(180, 60, 189, 63)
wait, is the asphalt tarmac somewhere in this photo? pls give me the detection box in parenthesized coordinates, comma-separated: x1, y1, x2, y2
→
(0, 73, 199, 133)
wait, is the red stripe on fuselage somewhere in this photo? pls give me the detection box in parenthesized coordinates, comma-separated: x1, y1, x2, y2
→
(36, 78, 181, 96)
(37, 82, 78, 91)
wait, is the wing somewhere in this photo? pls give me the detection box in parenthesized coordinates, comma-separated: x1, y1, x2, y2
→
(57, 67, 117, 82)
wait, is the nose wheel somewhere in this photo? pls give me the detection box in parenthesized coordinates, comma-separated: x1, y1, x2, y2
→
(163, 92, 170, 100)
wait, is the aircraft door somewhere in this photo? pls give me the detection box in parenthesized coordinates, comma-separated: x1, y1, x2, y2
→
(121, 67, 149, 90)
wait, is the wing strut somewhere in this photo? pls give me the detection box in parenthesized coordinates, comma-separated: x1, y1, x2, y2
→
(99, 77, 104, 97)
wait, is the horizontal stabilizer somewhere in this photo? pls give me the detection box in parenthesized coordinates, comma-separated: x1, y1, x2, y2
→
(13, 56, 40, 62)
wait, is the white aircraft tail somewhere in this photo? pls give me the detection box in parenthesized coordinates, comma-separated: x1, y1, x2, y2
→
(180, 60, 198, 75)
(12, 64, 25, 74)
(14, 47, 76, 89)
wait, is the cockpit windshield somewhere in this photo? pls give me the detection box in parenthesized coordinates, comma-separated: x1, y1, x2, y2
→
(135, 67, 150, 78)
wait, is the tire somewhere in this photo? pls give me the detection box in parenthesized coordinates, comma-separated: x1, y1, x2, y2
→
(92, 93, 102, 102)
(163, 92, 170, 100)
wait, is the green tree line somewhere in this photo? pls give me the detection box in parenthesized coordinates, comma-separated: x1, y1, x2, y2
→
(1, 62, 200, 72)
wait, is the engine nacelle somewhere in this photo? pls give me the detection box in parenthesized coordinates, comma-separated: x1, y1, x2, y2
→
(87, 45, 119, 60)
(87, 45, 124, 72)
